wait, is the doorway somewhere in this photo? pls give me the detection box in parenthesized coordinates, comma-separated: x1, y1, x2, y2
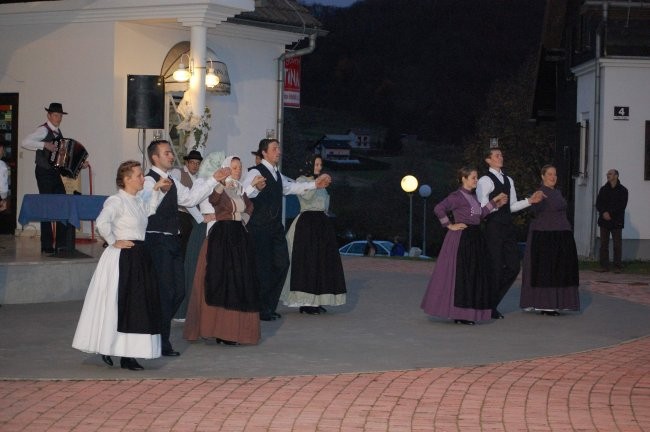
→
(0, 93, 18, 234)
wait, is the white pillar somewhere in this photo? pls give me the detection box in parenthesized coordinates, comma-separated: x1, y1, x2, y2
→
(189, 25, 207, 118)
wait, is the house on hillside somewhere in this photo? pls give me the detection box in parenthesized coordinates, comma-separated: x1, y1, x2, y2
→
(314, 134, 355, 162)
(347, 128, 372, 150)
(0, 0, 324, 235)
(531, 0, 650, 259)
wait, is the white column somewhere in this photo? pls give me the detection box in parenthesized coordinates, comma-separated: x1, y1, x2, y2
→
(189, 25, 207, 118)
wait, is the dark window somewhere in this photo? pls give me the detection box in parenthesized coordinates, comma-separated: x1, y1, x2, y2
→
(645, 121, 650, 180)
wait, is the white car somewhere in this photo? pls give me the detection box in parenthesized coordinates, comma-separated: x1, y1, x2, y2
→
(338, 240, 393, 256)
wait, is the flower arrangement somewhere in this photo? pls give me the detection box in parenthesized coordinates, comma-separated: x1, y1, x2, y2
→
(177, 106, 211, 153)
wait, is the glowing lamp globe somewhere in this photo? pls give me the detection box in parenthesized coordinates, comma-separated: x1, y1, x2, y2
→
(401, 175, 418, 193)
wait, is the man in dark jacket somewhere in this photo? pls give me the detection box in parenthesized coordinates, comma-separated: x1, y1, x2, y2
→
(595, 169, 628, 273)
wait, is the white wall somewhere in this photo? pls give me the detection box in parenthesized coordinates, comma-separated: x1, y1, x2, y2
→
(1, 22, 116, 233)
(2, 18, 306, 235)
(600, 60, 650, 242)
(573, 58, 650, 259)
(204, 32, 284, 164)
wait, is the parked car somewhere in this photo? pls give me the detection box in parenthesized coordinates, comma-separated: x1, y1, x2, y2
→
(339, 240, 393, 256)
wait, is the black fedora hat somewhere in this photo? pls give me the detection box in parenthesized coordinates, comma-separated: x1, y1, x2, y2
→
(183, 150, 203, 161)
(44, 103, 68, 115)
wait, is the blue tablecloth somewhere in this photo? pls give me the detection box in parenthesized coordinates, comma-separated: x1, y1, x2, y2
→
(18, 194, 108, 228)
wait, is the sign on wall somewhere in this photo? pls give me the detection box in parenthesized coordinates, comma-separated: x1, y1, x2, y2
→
(614, 106, 629, 120)
(284, 57, 301, 109)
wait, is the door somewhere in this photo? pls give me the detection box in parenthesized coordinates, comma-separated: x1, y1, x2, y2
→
(0, 93, 18, 234)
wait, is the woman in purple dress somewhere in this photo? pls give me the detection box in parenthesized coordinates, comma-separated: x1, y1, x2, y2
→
(421, 167, 507, 325)
(520, 165, 580, 315)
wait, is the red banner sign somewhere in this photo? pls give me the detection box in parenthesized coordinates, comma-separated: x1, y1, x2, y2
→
(283, 57, 301, 108)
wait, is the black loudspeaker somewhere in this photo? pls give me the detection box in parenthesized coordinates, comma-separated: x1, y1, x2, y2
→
(126, 75, 165, 129)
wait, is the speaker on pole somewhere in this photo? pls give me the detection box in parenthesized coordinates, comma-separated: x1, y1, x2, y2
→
(126, 75, 164, 129)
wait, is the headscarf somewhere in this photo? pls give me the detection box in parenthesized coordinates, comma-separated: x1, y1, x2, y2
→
(222, 154, 243, 196)
(197, 151, 225, 179)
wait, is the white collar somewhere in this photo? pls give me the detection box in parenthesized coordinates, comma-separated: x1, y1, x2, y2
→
(151, 166, 168, 178)
(46, 120, 60, 133)
(261, 158, 277, 173)
(489, 167, 503, 178)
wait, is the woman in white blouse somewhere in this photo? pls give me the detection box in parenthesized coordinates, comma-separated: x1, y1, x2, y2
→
(72, 160, 167, 371)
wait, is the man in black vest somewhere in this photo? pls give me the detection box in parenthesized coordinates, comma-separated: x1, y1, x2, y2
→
(142, 140, 229, 356)
(476, 147, 544, 319)
(242, 138, 331, 321)
(21, 103, 86, 253)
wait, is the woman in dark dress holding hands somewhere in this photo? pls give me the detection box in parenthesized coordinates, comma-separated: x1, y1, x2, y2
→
(520, 164, 580, 315)
(183, 155, 265, 345)
(421, 167, 507, 325)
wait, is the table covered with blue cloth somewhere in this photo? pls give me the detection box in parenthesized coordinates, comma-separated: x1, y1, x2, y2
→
(19, 194, 108, 228)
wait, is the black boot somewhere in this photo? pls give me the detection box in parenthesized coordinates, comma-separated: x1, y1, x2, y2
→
(120, 357, 144, 371)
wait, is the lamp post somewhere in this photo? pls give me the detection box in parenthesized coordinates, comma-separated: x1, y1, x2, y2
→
(418, 184, 432, 256)
(401, 175, 418, 251)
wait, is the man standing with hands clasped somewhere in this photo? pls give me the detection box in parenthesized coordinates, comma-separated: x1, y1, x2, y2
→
(242, 138, 331, 322)
(476, 147, 544, 319)
(595, 169, 628, 273)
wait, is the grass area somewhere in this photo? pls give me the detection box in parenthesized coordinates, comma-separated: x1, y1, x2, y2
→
(578, 260, 650, 275)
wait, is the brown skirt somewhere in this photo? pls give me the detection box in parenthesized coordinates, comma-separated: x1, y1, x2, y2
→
(183, 240, 260, 345)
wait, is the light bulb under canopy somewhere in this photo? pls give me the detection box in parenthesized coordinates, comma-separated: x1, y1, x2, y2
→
(172, 62, 190, 82)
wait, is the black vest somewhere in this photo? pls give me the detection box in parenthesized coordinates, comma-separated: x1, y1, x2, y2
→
(249, 163, 283, 226)
(35, 123, 61, 170)
(146, 170, 179, 234)
(485, 171, 512, 224)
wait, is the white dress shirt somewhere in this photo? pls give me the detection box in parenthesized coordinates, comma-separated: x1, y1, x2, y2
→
(139, 166, 218, 234)
(476, 167, 531, 213)
(0, 159, 9, 200)
(21, 120, 60, 151)
(242, 159, 316, 198)
(169, 165, 204, 224)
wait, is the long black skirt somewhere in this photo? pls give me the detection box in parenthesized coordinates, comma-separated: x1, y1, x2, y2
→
(117, 241, 162, 334)
(454, 225, 494, 309)
(204, 220, 260, 312)
(289, 211, 346, 297)
(530, 230, 579, 287)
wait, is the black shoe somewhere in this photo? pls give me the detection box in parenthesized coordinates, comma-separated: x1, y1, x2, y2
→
(299, 306, 320, 315)
(317, 306, 327, 313)
(454, 319, 475, 325)
(540, 310, 560, 316)
(120, 357, 144, 371)
(260, 314, 276, 321)
(491, 309, 504, 319)
(216, 338, 240, 346)
(161, 349, 180, 356)
(101, 355, 113, 367)
(272, 312, 282, 319)
(41, 248, 55, 254)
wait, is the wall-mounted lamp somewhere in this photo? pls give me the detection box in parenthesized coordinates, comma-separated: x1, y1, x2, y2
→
(205, 58, 219, 89)
(162, 42, 231, 95)
(172, 53, 191, 83)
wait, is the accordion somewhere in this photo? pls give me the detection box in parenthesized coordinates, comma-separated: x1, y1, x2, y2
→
(50, 138, 88, 178)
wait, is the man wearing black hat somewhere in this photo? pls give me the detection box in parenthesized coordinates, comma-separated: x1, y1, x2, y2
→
(170, 150, 204, 258)
(21, 103, 72, 253)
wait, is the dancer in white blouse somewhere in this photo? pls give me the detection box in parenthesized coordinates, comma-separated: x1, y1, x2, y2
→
(72, 160, 168, 371)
